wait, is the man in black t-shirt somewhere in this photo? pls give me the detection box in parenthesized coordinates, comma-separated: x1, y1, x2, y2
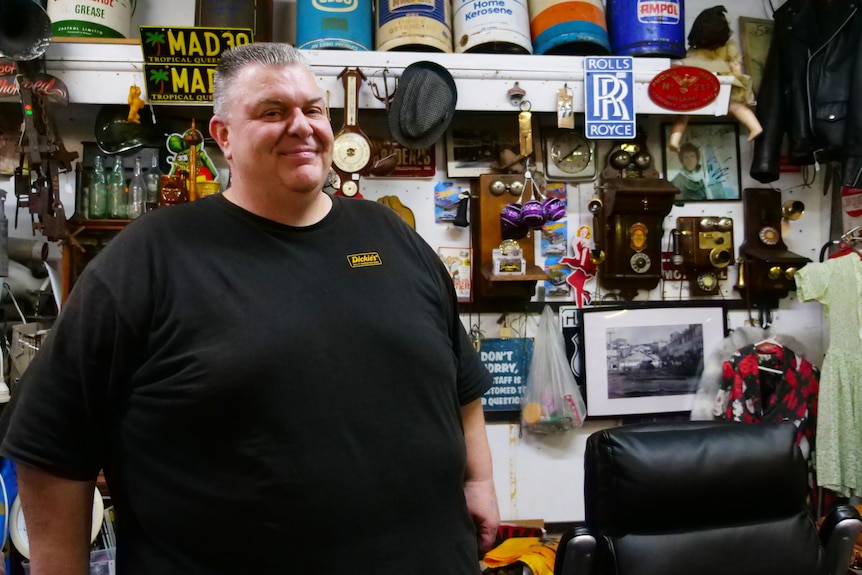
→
(0, 43, 499, 575)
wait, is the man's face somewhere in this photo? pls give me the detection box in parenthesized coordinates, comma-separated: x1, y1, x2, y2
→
(211, 63, 334, 195)
(681, 150, 698, 171)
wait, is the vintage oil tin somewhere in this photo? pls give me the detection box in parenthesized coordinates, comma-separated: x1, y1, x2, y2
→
(452, 0, 532, 54)
(375, 0, 452, 53)
(529, 0, 610, 55)
(47, 0, 135, 38)
(606, 0, 685, 57)
(296, 0, 372, 50)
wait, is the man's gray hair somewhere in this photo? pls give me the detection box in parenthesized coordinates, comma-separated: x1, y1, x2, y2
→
(212, 43, 309, 118)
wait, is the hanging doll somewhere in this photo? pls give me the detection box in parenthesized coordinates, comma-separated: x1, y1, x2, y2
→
(667, 5, 763, 152)
(127, 85, 145, 124)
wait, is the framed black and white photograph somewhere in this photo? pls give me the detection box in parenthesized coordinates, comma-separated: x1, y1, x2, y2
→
(445, 112, 542, 178)
(662, 122, 741, 202)
(581, 305, 726, 417)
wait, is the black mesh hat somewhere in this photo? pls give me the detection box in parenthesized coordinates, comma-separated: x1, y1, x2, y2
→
(389, 61, 457, 150)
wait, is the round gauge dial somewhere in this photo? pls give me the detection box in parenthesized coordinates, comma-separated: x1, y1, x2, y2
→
(696, 271, 719, 292)
(333, 131, 372, 174)
(630, 252, 651, 273)
(340, 180, 359, 198)
(758, 226, 780, 246)
(550, 132, 592, 174)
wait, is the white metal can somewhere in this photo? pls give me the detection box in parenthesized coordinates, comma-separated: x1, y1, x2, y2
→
(47, 0, 135, 38)
(452, 0, 532, 54)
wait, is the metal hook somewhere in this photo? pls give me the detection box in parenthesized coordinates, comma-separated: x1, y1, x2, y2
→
(369, 68, 399, 110)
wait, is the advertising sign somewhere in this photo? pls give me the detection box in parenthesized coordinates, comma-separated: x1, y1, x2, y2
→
(584, 56, 635, 139)
(479, 338, 533, 414)
(139, 26, 253, 104)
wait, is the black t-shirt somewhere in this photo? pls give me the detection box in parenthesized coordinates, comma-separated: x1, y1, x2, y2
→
(0, 194, 492, 574)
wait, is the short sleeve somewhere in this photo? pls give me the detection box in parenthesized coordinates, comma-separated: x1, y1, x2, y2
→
(795, 261, 830, 302)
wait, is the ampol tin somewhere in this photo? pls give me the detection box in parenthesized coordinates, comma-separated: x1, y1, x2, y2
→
(452, 0, 532, 54)
(606, 0, 685, 58)
(529, 0, 610, 55)
(296, 0, 372, 50)
(375, 0, 452, 53)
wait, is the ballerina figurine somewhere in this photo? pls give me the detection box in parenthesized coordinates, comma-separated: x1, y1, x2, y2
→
(667, 5, 763, 152)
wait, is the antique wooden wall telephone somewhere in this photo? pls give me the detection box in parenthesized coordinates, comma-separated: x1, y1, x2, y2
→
(736, 188, 810, 307)
(671, 216, 734, 295)
(590, 131, 677, 300)
(471, 105, 550, 303)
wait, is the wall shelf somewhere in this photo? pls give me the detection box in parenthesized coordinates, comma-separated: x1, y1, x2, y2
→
(37, 39, 733, 114)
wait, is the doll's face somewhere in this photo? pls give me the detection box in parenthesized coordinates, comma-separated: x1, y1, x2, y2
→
(681, 150, 699, 171)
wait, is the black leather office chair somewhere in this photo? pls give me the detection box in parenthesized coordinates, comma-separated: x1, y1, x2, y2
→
(555, 421, 862, 575)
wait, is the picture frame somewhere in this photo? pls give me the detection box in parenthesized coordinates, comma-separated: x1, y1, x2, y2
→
(437, 246, 472, 303)
(445, 112, 542, 178)
(581, 304, 727, 417)
(662, 122, 742, 202)
(738, 16, 774, 99)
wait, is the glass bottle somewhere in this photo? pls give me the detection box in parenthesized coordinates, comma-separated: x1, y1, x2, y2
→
(128, 156, 146, 219)
(88, 155, 107, 219)
(144, 154, 163, 210)
(107, 156, 127, 220)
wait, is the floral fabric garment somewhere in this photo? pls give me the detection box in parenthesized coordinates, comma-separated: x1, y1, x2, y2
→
(714, 344, 819, 455)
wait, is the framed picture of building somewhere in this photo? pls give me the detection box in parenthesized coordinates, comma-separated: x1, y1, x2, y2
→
(581, 305, 726, 417)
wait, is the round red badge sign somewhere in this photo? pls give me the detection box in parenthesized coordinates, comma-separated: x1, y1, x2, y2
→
(648, 66, 721, 112)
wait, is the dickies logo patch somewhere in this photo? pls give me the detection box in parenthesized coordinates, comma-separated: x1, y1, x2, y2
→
(347, 252, 382, 268)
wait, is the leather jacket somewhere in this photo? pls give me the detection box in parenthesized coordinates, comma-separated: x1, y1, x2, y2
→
(750, 0, 862, 186)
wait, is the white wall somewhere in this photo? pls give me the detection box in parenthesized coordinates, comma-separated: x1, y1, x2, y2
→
(0, 0, 831, 524)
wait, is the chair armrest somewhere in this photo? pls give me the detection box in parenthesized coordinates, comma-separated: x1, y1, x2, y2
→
(820, 504, 862, 575)
(554, 527, 596, 575)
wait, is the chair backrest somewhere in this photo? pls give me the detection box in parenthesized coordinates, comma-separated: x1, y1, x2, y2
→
(584, 421, 824, 575)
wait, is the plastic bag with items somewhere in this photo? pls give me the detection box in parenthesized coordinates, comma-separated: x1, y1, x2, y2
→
(520, 306, 586, 434)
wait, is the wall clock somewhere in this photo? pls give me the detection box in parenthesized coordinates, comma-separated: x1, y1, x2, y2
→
(544, 128, 597, 181)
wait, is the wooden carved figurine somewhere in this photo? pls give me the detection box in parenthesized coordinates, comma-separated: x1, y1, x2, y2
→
(668, 5, 763, 152)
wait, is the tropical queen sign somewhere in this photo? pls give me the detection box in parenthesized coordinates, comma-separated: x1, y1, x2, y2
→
(139, 26, 253, 104)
